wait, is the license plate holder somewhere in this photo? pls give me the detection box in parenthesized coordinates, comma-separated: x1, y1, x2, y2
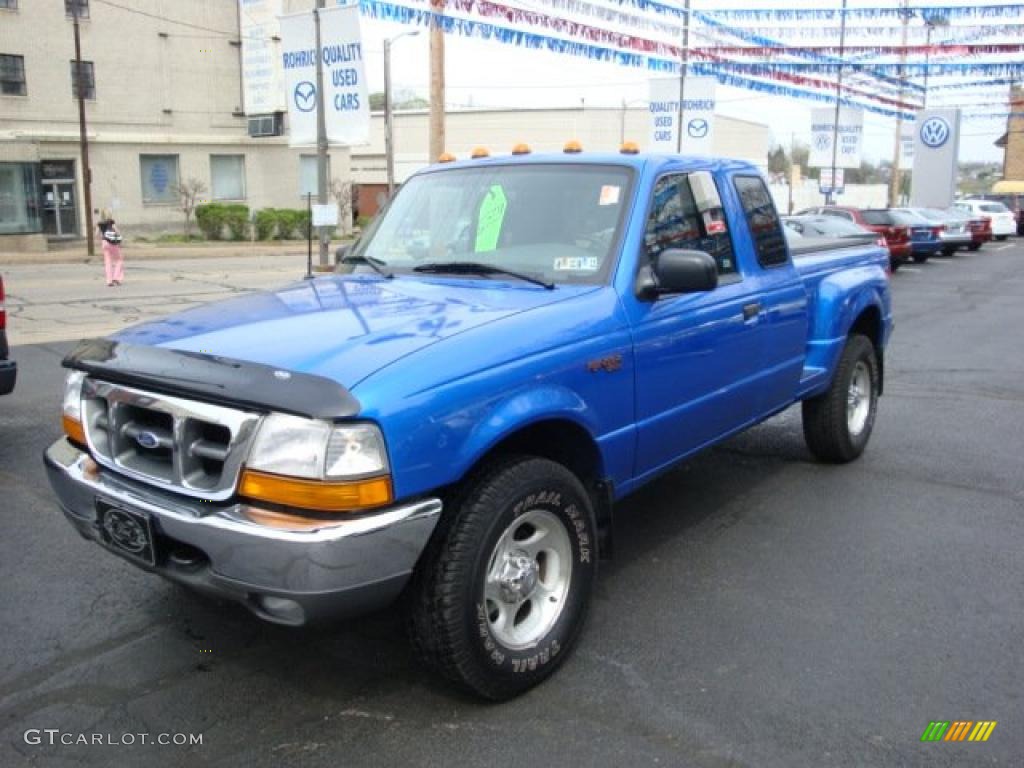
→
(96, 501, 157, 566)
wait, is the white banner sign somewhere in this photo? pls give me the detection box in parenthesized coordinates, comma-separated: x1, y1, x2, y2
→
(809, 107, 864, 169)
(311, 204, 339, 227)
(279, 6, 369, 147)
(648, 76, 716, 155)
(240, 0, 285, 115)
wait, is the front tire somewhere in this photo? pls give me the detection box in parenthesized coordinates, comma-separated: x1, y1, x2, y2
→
(802, 334, 880, 463)
(968, 242, 982, 251)
(407, 456, 597, 700)
(912, 253, 929, 263)
(995, 235, 1008, 241)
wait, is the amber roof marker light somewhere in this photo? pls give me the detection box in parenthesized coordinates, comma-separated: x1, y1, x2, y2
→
(438, 152, 456, 163)
(620, 141, 640, 155)
(563, 140, 583, 153)
(512, 143, 532, 155)
(470, 147, 491, 159)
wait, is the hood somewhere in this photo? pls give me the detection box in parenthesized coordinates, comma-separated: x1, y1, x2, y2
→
(112, 275, 598, 390)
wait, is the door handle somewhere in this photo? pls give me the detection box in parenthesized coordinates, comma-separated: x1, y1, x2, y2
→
(742, 302, 761, 322)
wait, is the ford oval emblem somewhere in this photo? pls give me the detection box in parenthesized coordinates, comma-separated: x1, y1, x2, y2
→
(135, 431, 160, 450)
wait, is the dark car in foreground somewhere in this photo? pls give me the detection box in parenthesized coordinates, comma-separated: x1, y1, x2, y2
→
(0, 275, 16, 396)
(889, 209, 943, 263)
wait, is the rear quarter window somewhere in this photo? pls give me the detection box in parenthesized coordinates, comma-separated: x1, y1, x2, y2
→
(733, 175, 788, 267)
(861, 210, 894, 226)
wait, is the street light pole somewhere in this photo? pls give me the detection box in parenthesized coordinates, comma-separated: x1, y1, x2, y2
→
(72, 1, 95, 256)
(314, 0, 329, 268)
(827, 0, 848, 206)
(384, 30, 419, 198)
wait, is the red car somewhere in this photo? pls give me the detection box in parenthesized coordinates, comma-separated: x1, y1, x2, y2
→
(0, 275, 16, 396)
(965, 216, 993, 251)
(797, 206, 911, 270)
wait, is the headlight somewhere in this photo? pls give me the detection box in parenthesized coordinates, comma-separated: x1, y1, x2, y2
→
(241, 414, 392, 513)
(62, 371, 87, 445)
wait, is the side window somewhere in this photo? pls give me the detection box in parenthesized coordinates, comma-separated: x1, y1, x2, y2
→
(734, 175, 788, 267)
(644, 174, 736, 276)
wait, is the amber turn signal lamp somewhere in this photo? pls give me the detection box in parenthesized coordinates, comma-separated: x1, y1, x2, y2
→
(511, 143, 531, 155)
(563, 139, 582, 153)
(620, 141, 639, 155)
(438, 152, 456, 163)
(63, 415, 87, 447)
(238, 469, 393, 513)
(470, 146, 490, 159)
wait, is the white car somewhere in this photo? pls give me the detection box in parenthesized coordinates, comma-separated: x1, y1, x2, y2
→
(954, 200, 1017, 240)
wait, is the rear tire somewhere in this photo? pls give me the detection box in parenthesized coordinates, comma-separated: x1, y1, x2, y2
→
(889, 257, 901, 272)
(802, 334, 880, 463)
(912, 253, 929, 263)
(968, 243, 982, 251)
(995, 235, 1008, 241)
(406, 456, 597, 700)
(941, 247, 956, 256)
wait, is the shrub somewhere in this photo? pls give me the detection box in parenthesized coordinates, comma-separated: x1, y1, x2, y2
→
(254, 209, 277, 240)
(223, 204, 250, 240)
(195, 203, 226, 240)
(276, 208, 310, 240)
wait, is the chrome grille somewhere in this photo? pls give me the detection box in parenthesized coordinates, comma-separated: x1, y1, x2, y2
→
(81, 378, 261, 501)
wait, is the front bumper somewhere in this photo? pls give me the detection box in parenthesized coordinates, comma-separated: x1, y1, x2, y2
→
(0, 359, 15, 396)
(44, 438, 442, 625)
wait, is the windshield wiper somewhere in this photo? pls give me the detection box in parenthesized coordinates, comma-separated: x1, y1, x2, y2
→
(339, 254, 393, 278)
(412, 261, 554, 290)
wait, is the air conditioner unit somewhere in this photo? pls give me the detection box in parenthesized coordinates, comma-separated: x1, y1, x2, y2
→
(248, 112, 284, 138)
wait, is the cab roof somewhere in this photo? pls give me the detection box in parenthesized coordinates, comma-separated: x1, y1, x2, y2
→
(415, 151, 760, 178)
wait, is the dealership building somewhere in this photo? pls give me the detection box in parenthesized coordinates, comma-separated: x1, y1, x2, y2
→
(0, 0, 344, 251)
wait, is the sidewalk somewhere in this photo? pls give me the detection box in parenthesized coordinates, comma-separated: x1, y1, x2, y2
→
(0, 238, 352, 266)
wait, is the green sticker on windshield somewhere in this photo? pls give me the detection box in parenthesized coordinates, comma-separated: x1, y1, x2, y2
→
(474, 185, 508, 252)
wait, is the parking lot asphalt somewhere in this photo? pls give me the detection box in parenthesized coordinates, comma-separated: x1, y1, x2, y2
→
(2, 240, 1022, 767)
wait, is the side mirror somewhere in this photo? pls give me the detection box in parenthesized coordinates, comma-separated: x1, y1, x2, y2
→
(636, 249, 718, 300)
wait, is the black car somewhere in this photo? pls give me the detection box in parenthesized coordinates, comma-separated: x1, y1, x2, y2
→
(782, 215, 880, 244)
(0, 275, 16, 396)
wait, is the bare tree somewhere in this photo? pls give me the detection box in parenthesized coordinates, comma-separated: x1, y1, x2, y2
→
(174, 177, 208, 239)
(330, 178, 355, 237)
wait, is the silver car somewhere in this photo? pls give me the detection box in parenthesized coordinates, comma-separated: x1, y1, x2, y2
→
(896, 207, 972, 255)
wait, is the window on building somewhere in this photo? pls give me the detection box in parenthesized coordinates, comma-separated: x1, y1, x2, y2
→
(0, 1, 20, 11)
(70, 60, 95, 100)
(299, 155, 330, 197)
(210, 155, 246, 200)
(644, 174, 737, 276)
(140, 155, 179, 204)
(733, 175, 788, 267)
(0, 163, 42, 234)
(248, 113, 284, 137)
(65, 0, 89, 18)
(0, 54, 26, 96)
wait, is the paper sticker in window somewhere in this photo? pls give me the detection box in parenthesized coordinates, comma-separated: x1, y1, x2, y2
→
(474, 185, 508, 252)
(553, 256, 600, 271)
(599, 185, 621, 206)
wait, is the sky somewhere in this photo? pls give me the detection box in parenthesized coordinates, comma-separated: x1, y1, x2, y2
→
(350, 0, 1018, 165)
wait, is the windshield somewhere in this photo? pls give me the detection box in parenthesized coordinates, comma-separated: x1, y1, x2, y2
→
(806, 217, 870, 236)
(980, 203, 1009, 213)
(889, 210, 926, 226)
(353, 164, 633, 285)
(861, 210, 895, 226)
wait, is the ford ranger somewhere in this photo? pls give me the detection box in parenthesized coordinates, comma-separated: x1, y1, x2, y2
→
(45, 150, 893, 700)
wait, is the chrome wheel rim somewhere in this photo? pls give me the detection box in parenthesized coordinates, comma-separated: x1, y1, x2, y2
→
(483, 509, 573, 650)
(847, 361, 872, 437)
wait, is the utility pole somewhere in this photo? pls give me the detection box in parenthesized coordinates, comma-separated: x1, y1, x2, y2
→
(384, 30, 419, 197)
(675, 0, 692, 154)
(889, 0, 910, 207)
(314, 0, 329, 267)
(429, 0, 446, 161)
(72, 1, 95, 257)
(827, 0, 848, 205)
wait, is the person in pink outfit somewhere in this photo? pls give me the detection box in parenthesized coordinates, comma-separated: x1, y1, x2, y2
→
(97, 212, 124, 286)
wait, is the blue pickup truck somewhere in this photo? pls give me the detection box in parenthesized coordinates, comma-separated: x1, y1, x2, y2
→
(46, 150, 892, 700)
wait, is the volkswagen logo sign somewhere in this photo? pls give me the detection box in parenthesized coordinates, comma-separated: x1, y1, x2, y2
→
(920, 116, 950, 149)
(135, 431, 160, 450)
(103, 510, 148, 554)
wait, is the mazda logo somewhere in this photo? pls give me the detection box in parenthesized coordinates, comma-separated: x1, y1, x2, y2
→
(687, 118, 709, 139)
(814, 133, 832, 151)
(103, 510, 147, 554)
(294, 81, 317, 112)
(135, 431, 160, 450)
(920, 116, 950, 149)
